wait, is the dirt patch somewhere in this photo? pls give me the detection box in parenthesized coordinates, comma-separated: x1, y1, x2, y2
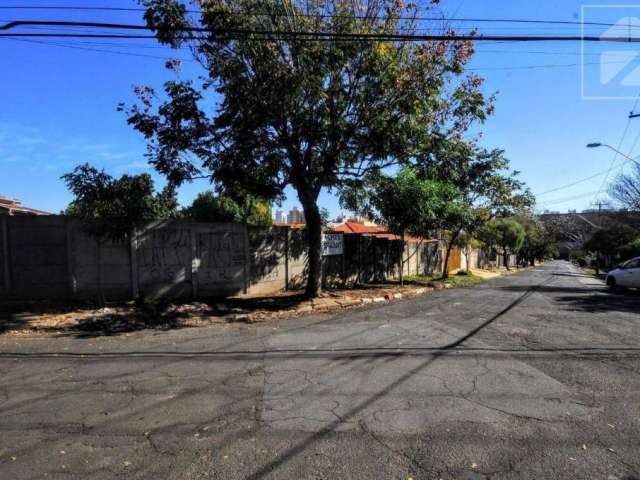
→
(0, 267, 522, 338)
(0, 285, 435, 338)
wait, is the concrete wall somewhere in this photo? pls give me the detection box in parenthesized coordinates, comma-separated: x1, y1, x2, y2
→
(70, 223, 131, 300)
(460, 248, 480, 272)
(0, 217, 7, 292)
(0, 216, 444, 302)
(0, 217, 272, 301)
(4, 216, 70, 298)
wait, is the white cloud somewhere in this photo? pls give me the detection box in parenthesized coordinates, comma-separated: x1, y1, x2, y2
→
(114, 160, 150, 172)
(0, 123, 145, 173)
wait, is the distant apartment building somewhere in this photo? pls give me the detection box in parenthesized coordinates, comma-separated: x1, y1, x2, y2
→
(273, 207, 305, 225)
(0, 196, 50, 216)
(286, 207, 305, 224)
(274, 210, 286, 224)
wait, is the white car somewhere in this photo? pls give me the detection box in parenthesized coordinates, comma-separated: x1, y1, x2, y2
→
(606, 257, 640, 290)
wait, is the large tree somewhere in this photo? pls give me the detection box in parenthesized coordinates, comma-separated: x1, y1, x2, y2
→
(342, 166, 465, 284)
(417, 144, 533, 277)
(610, 163, 640, 211)
(62, 163, 177, 240)
(478, 218, 525, 271)
(183, 191, 273, 225)
(123, 0, 492, 297)
(583, 224, 638, 270)
(62, 164, 178, 304)
(516, 215, 558, 267)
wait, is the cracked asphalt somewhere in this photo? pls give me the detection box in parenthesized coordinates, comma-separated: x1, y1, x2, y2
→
(1, 260, 640, 479)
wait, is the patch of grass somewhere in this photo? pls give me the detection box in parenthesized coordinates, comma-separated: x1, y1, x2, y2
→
(402, 271, 484, 288)
(442, 273, 484, 287)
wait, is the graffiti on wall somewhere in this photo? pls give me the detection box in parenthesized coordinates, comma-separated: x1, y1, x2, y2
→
(198, 230, 245, 284)
(138, 228, 190, 283)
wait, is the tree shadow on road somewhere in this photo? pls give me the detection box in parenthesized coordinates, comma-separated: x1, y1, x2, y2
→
(240, 275, 551, 479)
(554, 291, 640, 315)
(499, 284, 640, 314)
(499, 285, 610, 294)
(3, 283, 541, 479)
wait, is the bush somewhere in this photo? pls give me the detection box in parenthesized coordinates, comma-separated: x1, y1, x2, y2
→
(576, 257, 587, 267)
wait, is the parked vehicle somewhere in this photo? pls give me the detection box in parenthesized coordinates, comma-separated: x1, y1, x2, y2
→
(606, 257, 640, 290)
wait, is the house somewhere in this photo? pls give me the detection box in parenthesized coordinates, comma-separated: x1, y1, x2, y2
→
(331, 222, 438, 244)
(0, 196, 50, 216)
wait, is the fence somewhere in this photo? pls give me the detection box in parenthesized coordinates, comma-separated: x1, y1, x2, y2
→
(0, 216, 443, 302)
(322, 235, 441, 287)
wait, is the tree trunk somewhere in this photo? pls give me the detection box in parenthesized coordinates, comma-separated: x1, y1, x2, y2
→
(503, 249, 510, 271)
(442, 242, 453, 279)
(465, 247, 471, 273)
(399, 230, 404, 286)
(442, 228, 462, 279)
(300, 196, 323, 298)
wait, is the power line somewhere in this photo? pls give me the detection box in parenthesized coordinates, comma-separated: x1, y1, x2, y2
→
(4, 31, 640, 42)
(474, 48, 640, 58)
(3, 37, 195, 62)
(4, 20, 640, 42)
(0, 36, 632, 55)
(468, 58, 640, 72)
(6, 17, 636, 35)
(534, 157, 640, 197)
(0, 33, 156, 39)
(6, 35, 640, 72)
(0, 6, 636, 29)
(0, 20, 152, 31)
(537, 191, 602, 207)
(590, 95, 640, 207)
(9, 38, 181, 49)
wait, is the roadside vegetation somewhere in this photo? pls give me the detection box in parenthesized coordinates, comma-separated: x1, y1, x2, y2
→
(561, 165, 640, 273)
(57, 1, 563, 303)
(402, 271, 485, 288)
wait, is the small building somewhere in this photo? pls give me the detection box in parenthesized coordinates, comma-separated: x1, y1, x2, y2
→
(0, 196, 50, 216)
(331, 222, 438, 244)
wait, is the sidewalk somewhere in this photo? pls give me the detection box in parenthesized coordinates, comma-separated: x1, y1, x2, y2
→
(0, 268, 521, 337)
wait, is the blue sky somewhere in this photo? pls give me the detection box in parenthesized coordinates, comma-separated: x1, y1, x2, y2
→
(2, 0, 640, 216)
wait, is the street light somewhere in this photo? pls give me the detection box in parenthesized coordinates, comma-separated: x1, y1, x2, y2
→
(585, 141, 640, 274)
(586, 142, 640, 166)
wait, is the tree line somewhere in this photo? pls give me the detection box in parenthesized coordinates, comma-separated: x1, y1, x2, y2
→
(61, 0, 561, 298)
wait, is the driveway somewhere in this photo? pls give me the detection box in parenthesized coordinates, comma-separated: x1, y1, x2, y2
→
(1, 260, 639, 479)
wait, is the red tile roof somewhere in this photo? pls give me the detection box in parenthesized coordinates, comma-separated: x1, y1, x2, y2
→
(276, 222, 306, 230)
(330, 222, 438, 244)
(331, 222, 388, 234)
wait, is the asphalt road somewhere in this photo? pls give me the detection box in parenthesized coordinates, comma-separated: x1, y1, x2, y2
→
(1, 260, 640, 480)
